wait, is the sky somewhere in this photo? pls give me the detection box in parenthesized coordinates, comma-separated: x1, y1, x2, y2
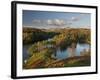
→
(23, 10, 91, 29)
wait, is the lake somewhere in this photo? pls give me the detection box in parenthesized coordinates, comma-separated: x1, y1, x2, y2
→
(23, 43, 90, 62)
(23, 45, 31, 63)
(52, 43, 90, 60)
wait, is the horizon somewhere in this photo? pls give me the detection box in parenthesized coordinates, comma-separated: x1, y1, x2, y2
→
(23, 26, 91, 29)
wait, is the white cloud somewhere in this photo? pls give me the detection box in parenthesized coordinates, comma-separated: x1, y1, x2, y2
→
(32, 19, 67, 27)
(70, 14, 85, 22)
(50, 19, 66, 26)
(46, 19, 52, 25)
(32, 20, 41, 24)
(71, 16, 79, 21)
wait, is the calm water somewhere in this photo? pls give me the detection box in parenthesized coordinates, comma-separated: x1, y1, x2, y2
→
(52, 43, 90, 60)
(23, 45, 31, 62)
(23, 43, 90, 61)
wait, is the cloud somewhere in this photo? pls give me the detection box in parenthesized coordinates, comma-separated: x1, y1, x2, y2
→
(70, 14, 85, 22)
(46, 19, 53, 25)
(32, 20, 42, 24)
(50, 19, 66, 26)
(71, 17, 80, 21)
(32, 19, 67, 27)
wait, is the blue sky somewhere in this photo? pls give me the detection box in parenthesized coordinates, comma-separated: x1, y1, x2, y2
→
(23, 10, 91, 29)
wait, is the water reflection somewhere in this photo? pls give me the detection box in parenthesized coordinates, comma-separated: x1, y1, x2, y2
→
(53, 43, 90, 60)
(67, 47, 76, 57)
(23, 42, 90, 62)
(67, 43, 77, 57)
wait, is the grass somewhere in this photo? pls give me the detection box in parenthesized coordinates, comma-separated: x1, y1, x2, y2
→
(64, 57, 90, 67)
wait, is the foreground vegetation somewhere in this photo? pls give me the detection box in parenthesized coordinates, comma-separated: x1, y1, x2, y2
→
(23, 27, 91, 69)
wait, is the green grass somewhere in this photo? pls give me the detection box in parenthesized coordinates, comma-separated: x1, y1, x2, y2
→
(64, 59, 90, 67)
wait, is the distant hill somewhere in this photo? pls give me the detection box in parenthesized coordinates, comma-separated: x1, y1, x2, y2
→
(23, 27, 42, 33)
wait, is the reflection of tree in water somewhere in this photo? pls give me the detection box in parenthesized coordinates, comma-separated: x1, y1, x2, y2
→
(80, 48, 90, 56)
(67, 43, 77, 57)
